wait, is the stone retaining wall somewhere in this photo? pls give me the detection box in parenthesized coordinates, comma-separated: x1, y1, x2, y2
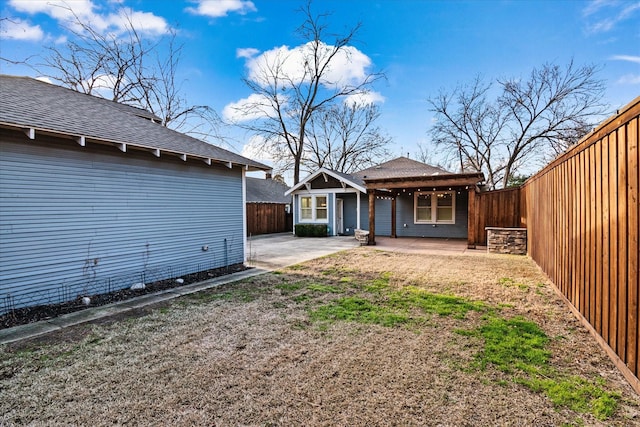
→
(486, 227, 527, 255)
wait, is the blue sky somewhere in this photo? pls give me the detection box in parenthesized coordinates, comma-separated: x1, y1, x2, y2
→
(1, 0, 639, 182)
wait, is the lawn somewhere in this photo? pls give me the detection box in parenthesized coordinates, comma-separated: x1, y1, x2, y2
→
(1, 248, 638, 426)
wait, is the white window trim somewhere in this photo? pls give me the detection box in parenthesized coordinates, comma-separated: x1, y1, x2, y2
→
(299, 193, 329, 223)
(414, 191, 456, 224)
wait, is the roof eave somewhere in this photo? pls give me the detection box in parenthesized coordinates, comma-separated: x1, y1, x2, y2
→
(0, 121, 270, 172)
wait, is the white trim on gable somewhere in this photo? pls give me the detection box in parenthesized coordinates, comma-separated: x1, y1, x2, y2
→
(285, 168, 366, 195)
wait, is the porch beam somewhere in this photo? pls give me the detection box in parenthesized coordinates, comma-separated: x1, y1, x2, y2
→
(368, 190, 376, 245)
(364, 176, 482, 190)
(467, 187, 477, 249)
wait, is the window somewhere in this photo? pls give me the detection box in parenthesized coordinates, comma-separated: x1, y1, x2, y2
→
(315, 196, 327, 219)
(414, 191, 455, 224)
(301, 196, 312, 220)
(299, 194, 329, 222)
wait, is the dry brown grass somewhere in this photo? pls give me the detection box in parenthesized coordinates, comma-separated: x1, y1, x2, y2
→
(1, 248, 638, 426)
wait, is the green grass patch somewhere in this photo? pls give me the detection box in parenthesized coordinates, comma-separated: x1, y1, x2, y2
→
(309, 296, 410, 327)
(518, 376, 621, 420)
(388, 286, 487, 319)
(473, 316, 550, 374)
(362, 271, 393, 293)
(459, 315, 620, 420)
(309, 278, 487, 328)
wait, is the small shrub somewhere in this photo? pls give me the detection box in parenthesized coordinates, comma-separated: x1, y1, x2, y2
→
(295, 223, 328, 237)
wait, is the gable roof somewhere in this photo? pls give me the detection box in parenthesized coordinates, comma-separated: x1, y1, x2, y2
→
(246, 177, 291, 203)
(285, 168, 367, 195)
(354, 156, 450, 180)
(0, 75, 269, 171)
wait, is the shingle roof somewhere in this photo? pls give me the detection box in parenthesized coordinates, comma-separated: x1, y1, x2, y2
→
(353, 156, 450, 180)
(328, 169, 365, 188)
(0, 75, 269, 171)
(246, 177, 291, 203)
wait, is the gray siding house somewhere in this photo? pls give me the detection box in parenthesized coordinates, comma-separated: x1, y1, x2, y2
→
(0, 75, 270, 313)
(286, 157, 485, 245)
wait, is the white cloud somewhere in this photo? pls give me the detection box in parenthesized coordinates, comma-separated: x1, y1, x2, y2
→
(186, 0, 257, 18)
(343, 91, 385, 107)
(245, 41, 374, 91)
(616, 74, 640, 85)
(582, 0, 615, 17)
(241, 135, 274, 162)
(8, 0, 169, 37)
(610, 55, 640, 64)
(236, 47, 259, 59)
(0, 17, 44, 41)
(584, 0, 640, 33)
(222, 93, 283, 123)
(112, 8, 168, 36)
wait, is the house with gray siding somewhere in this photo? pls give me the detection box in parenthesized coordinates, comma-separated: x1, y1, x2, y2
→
(0, 75, 270, 314)
(286, 157, 485, 246)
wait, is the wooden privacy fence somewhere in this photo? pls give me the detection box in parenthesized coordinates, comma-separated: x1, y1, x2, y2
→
(523, 97, 639, 392)
(472, 187, 524, 245)
(246, 203, 292, 236)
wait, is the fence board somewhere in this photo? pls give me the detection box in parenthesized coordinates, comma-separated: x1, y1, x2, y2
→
(609, 130, 619, 353)
(628, 117, 639, 376)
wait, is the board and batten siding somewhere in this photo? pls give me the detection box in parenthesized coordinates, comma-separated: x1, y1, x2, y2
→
(0, 131, 245, 313)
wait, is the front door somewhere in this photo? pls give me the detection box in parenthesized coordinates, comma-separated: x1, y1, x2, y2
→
(336, 198, 344, 235)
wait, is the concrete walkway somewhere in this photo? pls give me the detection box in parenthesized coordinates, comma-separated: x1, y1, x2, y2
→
(245, 233, 360, 270)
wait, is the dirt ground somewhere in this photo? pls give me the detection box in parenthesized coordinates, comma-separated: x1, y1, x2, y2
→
(1, 248, 638, 426)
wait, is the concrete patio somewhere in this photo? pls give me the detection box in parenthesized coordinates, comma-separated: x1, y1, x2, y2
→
(245, 233, 487, 270)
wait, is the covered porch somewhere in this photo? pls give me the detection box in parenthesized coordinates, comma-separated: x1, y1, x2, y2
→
(363, 173, 485, 248)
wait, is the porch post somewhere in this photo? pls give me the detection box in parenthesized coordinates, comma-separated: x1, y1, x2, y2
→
(368, 190, 376, 245)
(356, 191, 361, 230)
(467, 187, 477, 249)
(391, 197, 397, 238)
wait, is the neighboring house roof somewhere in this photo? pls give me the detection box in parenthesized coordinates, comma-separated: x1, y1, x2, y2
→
(285, 168, 367, 195)
(246, 177, 291, 203)
(353, 156, 450, 180)
(0, 75, 270, 171)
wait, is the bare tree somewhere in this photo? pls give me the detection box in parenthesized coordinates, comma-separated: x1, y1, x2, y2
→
(231, 1, 384, 184)
(429, 76, 506, 187)
(429, 61, 607, 189)
(305, 102, 392, 174)
(35, 5, 221, 140)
